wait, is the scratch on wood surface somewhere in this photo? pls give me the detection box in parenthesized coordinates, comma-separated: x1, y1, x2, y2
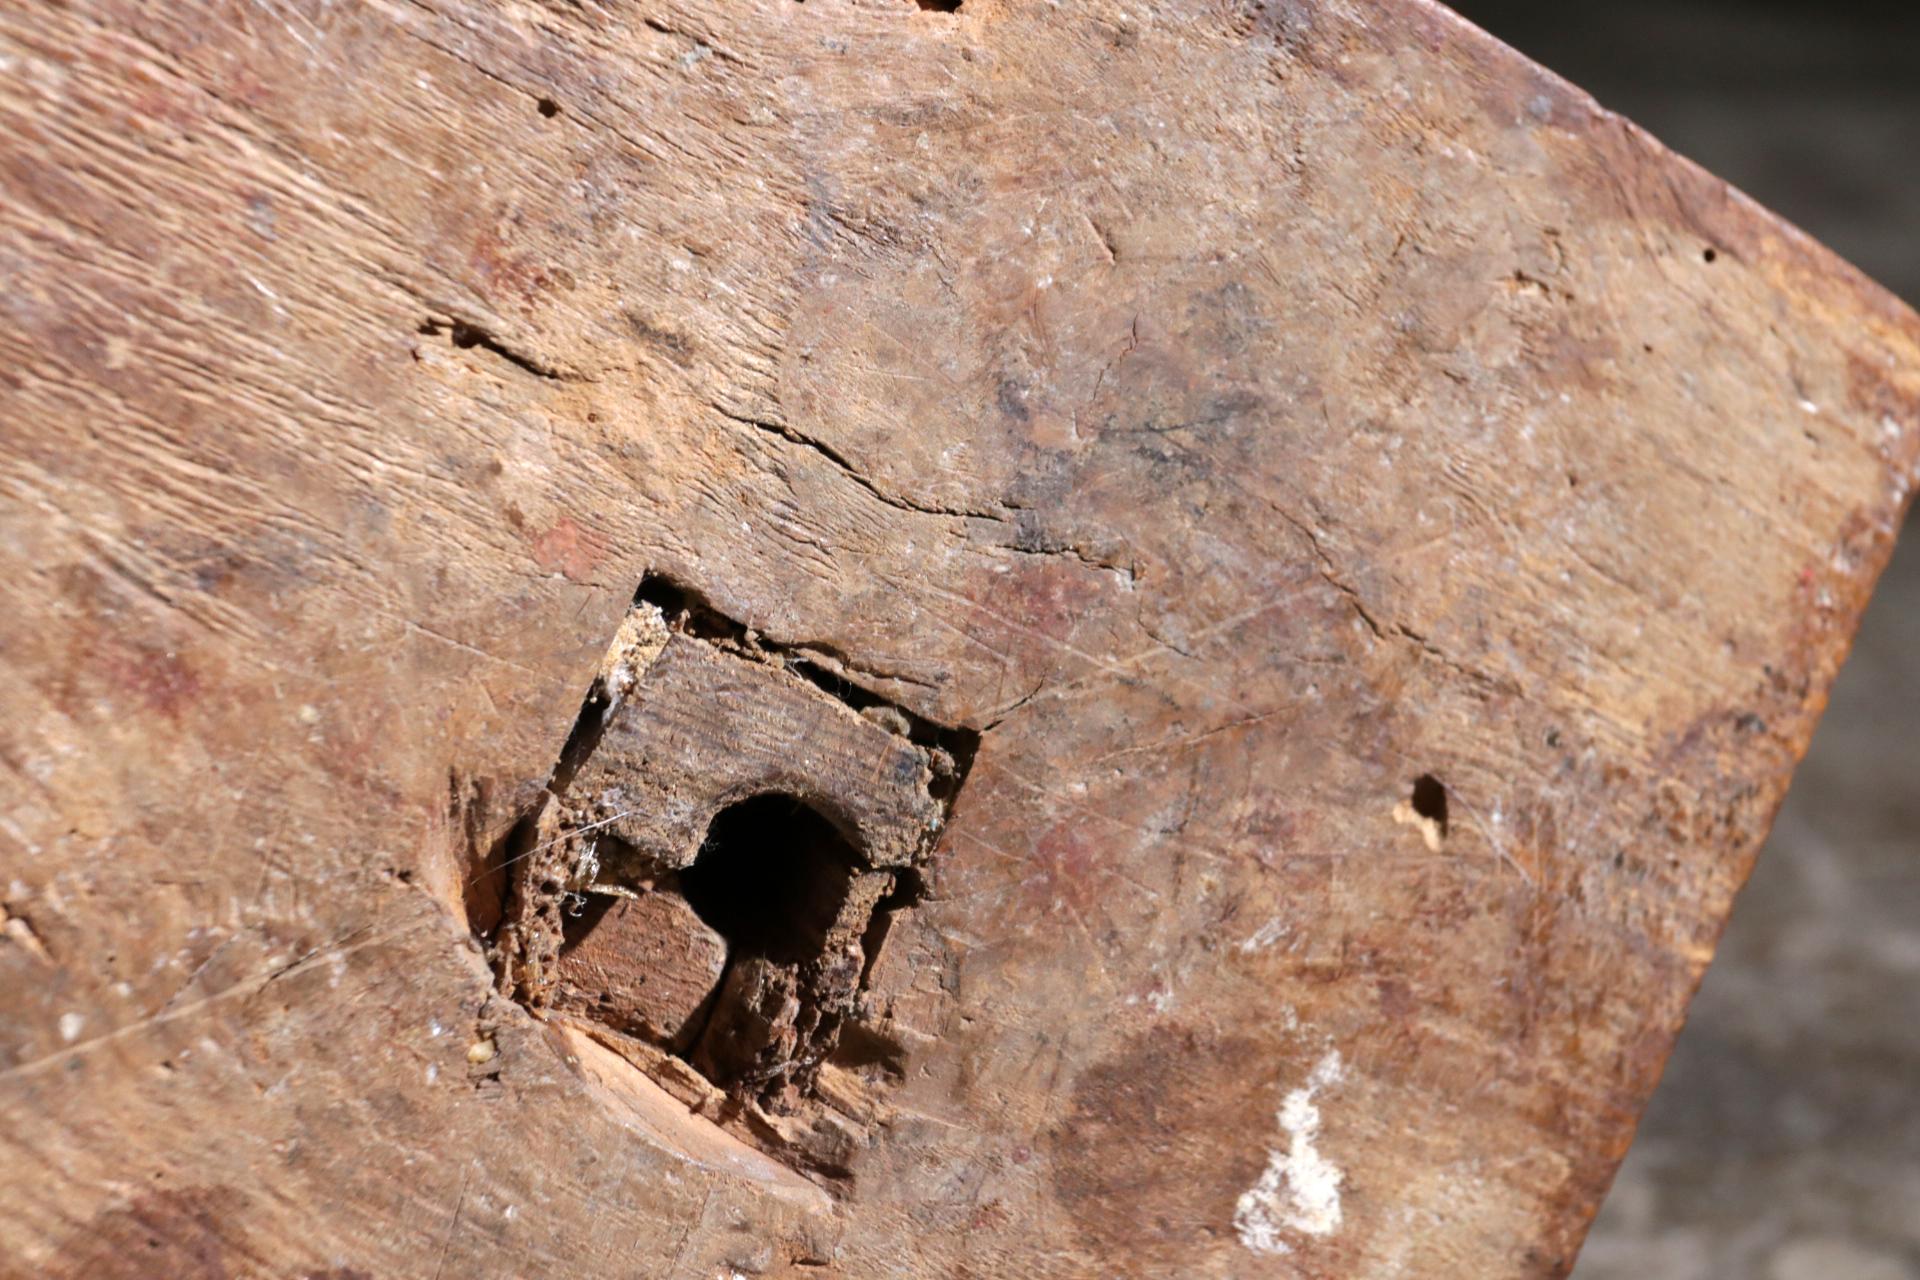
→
(0, 921, 406, 1088)
(431, 1165, 472, 1280)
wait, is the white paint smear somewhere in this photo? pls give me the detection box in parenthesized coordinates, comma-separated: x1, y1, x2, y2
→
(1234, 1050, 1347, 1256)
(1237, 917, 1290, 953)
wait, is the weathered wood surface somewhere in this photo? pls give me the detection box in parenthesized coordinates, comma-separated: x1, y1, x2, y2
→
(1, 0, 1917, 1276)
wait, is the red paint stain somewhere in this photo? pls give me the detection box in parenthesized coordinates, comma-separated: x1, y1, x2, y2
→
(469, 215, 572, 306)
(1024, 821, 1102, 917)
(529, 517, 604, 582)
(102, 644, 200, 721)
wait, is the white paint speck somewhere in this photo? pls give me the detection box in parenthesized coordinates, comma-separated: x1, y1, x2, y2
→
(58, 1012, 85, 1043)
(1238, 918, 1289, 953)
(1234, 1051, 1347, 1256)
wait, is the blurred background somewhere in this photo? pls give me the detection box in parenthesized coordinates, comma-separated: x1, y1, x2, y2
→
(1445, 2, 1920, 1276)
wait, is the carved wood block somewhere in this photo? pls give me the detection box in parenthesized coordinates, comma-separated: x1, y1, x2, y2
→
(563, 629, 951, 874)
(549, 890, 728, 1054)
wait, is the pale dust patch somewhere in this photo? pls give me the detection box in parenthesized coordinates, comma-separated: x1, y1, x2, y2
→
(595, 600, 672, 709)
(1238, 917, 1289, 953)
(1234, 1050, 1347, 1256)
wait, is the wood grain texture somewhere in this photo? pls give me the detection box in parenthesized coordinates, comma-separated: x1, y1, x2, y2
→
(1, 0, 1916, 1276)
(551, 890, 728, 1053)
(564, 630, 949, 873)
